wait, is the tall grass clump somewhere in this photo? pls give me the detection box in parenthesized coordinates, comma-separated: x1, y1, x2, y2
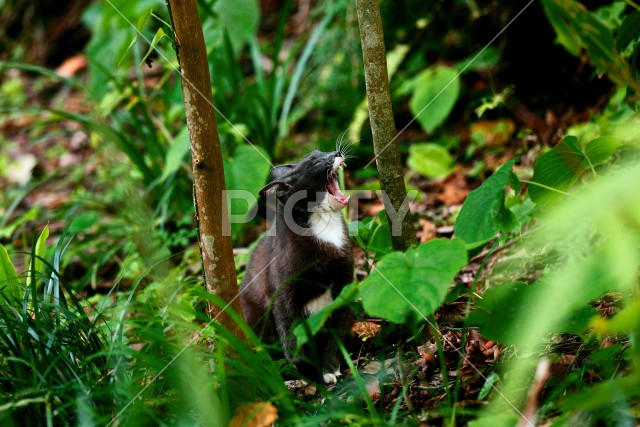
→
(0, 227, 114, 425)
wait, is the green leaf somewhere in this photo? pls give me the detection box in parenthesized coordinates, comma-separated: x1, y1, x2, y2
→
(69, 212, 100, 233)
(529, 135, 585, 204)
(529, 135, 619, 205)
(478, 372, 500, 400)
(224, 145, 271, 239)
(293, 284, 359, 347)
(214, 0, 260, 57)
(0, 206, 38, 239)
(117, 11, 151, 66)
(140, 27, 167, 67)
(359, 239, 468, 324)
(34, 225, 49, 279)
(0, 244, 21, 301)
(407, 143, 455, 179)
(454, 161, 519, 247)
(83, 0, 161, 100)
(409, 66, 461, 134)
(576, 12, 619, 77)
(541, 0, 628, 84)
(584, 136, 620, 165)
(541, 0, 582, 56)
(367, 221, 393, 258)
(616, 10, 640, 51)
(468, 282, 534, 345)
(457, 47, 501, 73)
(161, 127, 191, 181)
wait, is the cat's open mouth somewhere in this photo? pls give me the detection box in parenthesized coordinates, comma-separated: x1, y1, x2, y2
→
(327, 156, 349, 206)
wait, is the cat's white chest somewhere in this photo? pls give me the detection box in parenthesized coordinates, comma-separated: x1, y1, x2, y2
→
(308, 207, 346, 249)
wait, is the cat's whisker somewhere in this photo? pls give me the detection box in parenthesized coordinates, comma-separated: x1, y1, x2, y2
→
(336, 129, 351, 155)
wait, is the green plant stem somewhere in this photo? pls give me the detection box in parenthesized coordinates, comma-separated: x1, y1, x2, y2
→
(520, 179, 571, 197)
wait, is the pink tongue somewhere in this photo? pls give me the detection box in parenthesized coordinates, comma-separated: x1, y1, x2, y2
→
(328, 178, 349, 204)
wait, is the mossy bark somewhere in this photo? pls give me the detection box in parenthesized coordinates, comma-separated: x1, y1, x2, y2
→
(167, 0, 244, 338)
(356, 0, 416, 251)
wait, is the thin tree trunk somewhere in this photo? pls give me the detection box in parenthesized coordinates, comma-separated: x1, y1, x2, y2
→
(356, 0, 416, 251)
(167, 0, 243, 338)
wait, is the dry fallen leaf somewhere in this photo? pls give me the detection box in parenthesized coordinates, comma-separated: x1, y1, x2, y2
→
(350, 320, 381, 340)
(230, 401, 278, 427)
(419, 219, 438, 243)
(56, 54, 88, 78)
(436, 171, 470, 206)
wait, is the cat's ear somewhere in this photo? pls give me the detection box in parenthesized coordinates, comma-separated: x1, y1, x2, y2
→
(260, 164, 296, 197)
(270, 164, 295, 180)
(259, 180, 291, 197)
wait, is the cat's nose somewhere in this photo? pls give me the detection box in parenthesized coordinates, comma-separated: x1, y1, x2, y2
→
(335, 151, 343, 158)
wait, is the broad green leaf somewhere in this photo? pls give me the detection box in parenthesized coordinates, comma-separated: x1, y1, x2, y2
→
(529, 135, 586, 204)
(69, 212, 100, 233)
(352, 213, 394, 258)
(584, 136, 620, 165)
(214, 0, 260, 57)
(454, 161, 519, 247)
(407, 143, 455, 179)
(367, 221, 393, 258)
(616, 10, 640, 51)
(359, 239, 468, 324)
(529, 135, 619, 205)
(0, 244, 21, 300)
(294, 284, 359, 347)
(457, 47, 501, 73)
(409, 66, 461, 134)
(224, 145, 271, 239)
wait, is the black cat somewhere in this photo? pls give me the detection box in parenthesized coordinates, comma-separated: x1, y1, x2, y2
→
(240, 150, 354, 384)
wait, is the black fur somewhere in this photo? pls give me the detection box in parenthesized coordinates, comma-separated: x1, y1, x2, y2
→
(240, 150, 354, 383)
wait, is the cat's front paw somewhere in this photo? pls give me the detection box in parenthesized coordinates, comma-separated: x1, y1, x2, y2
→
(322, 369, 341, 385)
